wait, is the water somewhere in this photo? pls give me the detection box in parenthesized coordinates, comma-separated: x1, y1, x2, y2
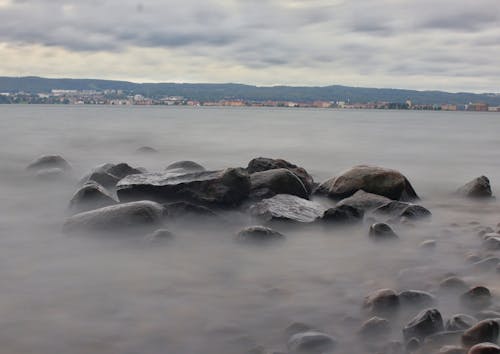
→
(1, 105, 500, 353)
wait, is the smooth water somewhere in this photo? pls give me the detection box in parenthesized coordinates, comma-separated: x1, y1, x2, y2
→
(1, 105, 500, 353)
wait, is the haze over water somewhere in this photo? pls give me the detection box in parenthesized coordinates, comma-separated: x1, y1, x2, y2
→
(2, 105, 500, 353)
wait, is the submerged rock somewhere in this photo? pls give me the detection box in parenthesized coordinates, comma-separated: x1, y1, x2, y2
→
(369, 223, 399, 241)
(403, 308, 444, 341)
(35, 167, 66, 180)
(250, 168, 309, 199)
(165, 160, 206, 173)
(462, 320, 500, 348)
(398, 290, 436, 309)
(287, 331, 337, 354)
(236, 226, 284, 243)
(164, 201, 220, 220)
(321, 204, 364, 224)
(468, 343, 500, 354)
(249, 194, 324, 223)
(69, 182, 117, 213)
(439, 277, 469, 293)
(438, 345, 467, 354)
(446, 314, 478, 331)
(63, 201, 165, 234)
(334, 190, 392, 212)
(460, 287, 492, 310)
(358, 316, 391, 339)
(319, 165, 419, 201)
(146, 228, 174, 241)
(456, 176, 493, 199)
(372, 201, 431, 221)
(27, 154, 71, 172)
(117, 168, 250, 206)
(363, 288, 400, 316)
(106, 163, 143, 180)
(136, 146, 158, 154)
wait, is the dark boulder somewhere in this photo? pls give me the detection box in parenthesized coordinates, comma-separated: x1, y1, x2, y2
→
(483, 236, 500, 250)
(249, 194, 324, 223)
(334, 190, 392, 212)
(164, 201, 219, 220)
(80, 171, 120, 189)
(470, 257, 500, 272)
(363, 288, 400, 316)
(321, 205, 364, 224)
(247, 157, 314, 193)
(63, 201, 165, 234)
(372, 201, 431, 221)
(287, 330, 337, 354)
(69, 182, 117, 213)
(403, 308, 444, 341)
(319, 165, 419, 201)
(446, 314, 478, 331)
(27, 154, 71, 172)
(165, 160, 205, 173)
(117, 168, 251, 207)
(462, 320, 500, 348)
(236, 226, 284, 244)
(468, 343, 500, 354)
(460, 287, 492, 311)
(106, 163, 143, 180)
(369, 223, 399, 241)
(456, 176, 493, 199)
(250, 169, 309, 199)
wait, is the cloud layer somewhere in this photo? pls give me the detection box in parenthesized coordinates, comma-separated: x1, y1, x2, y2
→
(0, 0, 499, 91)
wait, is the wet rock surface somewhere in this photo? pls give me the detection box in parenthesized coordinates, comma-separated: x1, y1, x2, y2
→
(250, 168, 309, 199)
(249, 194, 324, 223)
(321, 204, 364, 224)
(334, 190, 392, 212)
(363, 289, 400, 316)
(369, 222, 399, 241)
(468, 343, 500, 354)
(403, 308, 444, 341)
(456, 176, 493, 199)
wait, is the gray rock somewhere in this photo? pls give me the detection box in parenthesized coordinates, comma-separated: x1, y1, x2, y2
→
(69, 182, 117, 213)
(399, 290, 436, 309)
(63, 201, 165, 234)
(250, 169, 309, 199)
(446, 314, 478, 331)
(319, 165, 419, 201)
(146, 229, 174, 241)
(456, 176, 493, 199)
(35, 167, 66, 179)
(136, 146, 158, 154)
(483, 236, 500, 250)
(369, 223, 399, 241)
(117, 168, 251, 206)
(403, 308, 444, 341)
(27, 154, 71, 172)
(164, 201, 220, 220)
(438, 345, 467, 354)
(372, 201, 431, 221)
(321, 205, 364, 224)
(358, 316, 391, 339)
(106, 163, 143, 180)
(287, 331, 337, 354)
(475, 311, 500, 321)
(461, 287, 492, 311)
(419, 239, 437, 250)
(236, 226, 284, 243)
(334, 190, 392, 212)
(470, 257, 500, 272)
(285, 323, 314, 338)
(165, 160, 205, 173)
(363, 288, 400, 316)
(462, 320, 499, 348)
(468, 342, 500, 354)
(80, 171, 120, 189)
(249, 194, 324, 223)
(440, 277, 469, 293)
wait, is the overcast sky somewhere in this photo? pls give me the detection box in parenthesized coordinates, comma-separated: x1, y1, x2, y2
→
(0, 0, 499, 92)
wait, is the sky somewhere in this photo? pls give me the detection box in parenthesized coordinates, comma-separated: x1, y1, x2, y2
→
(0, 0, 499, 92)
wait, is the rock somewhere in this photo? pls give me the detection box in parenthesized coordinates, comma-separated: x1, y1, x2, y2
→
(165, 160, 206, 173)
(106, 163, 143, 180)
(319, 165, 419, 201)
(117, 168, 251, 206)
(35, 167, 66, 179)
(446, 315, 478, 331)
(69, 182, 117, 213)
(287, 331, 337, 354)
(399, 290, 436, 309)
(403, 308, 444, 341)
(136, 146, 158, 153)
(439, 345, 467, 354)
(369, 223, 399, 241)
(285, 323, 314, 338)
(363, 289, 400, 316)
(372, 201, 431, 221)
(424, 331, 466, 349)
(358, 316, 391, 339)
(476, 311, 500, 321)
(462, 320, 500, 348)
(439, 277, 469, 293)
(250, 169, 309, 199)
(470, 257, 500, 272)
(483, 237, 500, 250)
(80, 171, 120, 189)
(236, 226, 284, 244)
(461, 287, 492, 311)
(321, 205, 364, 224)
(468, 343, 500, 354)
(146, 228, 174, 241)
(420, 239, 437, 250)
(27, 154, 71, 172)
(249, 194, 324, 223)
(163, 201, 219, 220)
(63, 201, 165, 234)
(334, 190, 392, 212)
(247, 157, 314, 194)
(407, 337, 421, 352)
(456, 176, 493, 199)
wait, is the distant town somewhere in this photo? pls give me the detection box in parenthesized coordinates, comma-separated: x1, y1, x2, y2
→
(0, 89, 499, 112)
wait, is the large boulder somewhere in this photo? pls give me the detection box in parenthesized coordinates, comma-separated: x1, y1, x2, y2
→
(318, 165, 419, 201)
(250, 169, 309, 199)
(462, 320, 500, 348)
(63, 201, 165, 234)
(117, 168, 251, 207)
(247, 157, 315, 193)
(69, 182, 117, 213)
(358, 316, 391, 339)
(398, 290, 436, 309)
(27, 154, 71, 172)
(335, 190, 392, 212)
(403, 308, 444, 341)
(456, 176, 493, 199)
(249, 194, 325, 223)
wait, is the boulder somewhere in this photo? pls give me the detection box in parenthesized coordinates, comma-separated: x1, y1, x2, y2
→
(285, 322, 314, 338)
(462, 320, 500, 348)
(439, 277, 469, 293)
(236, 226, 284, 243)
(106, 163, 143, 180)
(468, 343, 500, 354)
(80, 171, 120, 189)
(250, 169, 309, 199)
(163, 201, 220, 220)
(403, 308, 444, 341)
(483, 236, 500, 250)
(358, 316, 391, 339)
(321, 205, 364, 224)
(372, 201, 431, 221)
(117, 168, 251, 207)
(335, 190, 392, 212)
(319, 165, 419, 201)
(165, 160, 205, 173)
(369, 223, 399, 241)
(63, 201, 165, 234)
(249, 194, 324, 223)
(460, 287, 492, 311)
(446, 314, 478, 331)
(363, 288, 400, 316)
(136, 146, 158, 154)
(69, 182, 117, 213)
(398, 290, 436, 309)
(287, 331, 337, 354)
(456, 176, 493, 199)
(27, 154, 71, 172)
(247, 157, 315, 193)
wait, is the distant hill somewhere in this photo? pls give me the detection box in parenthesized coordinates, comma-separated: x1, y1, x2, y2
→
(1, 76, 499, 105)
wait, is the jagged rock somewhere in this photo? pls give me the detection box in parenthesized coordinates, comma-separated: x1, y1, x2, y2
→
(403, 308, 444, 341)
(136, 146, 158, 153)
(318, 165, 419, 201)
(399, 290, 436, 309)
(69, 182, 117, 213)
(372, 201, 431, 221)
(363, 289, 400, 316)
(468, 343, 500, 354)
(369, 223, 399, 241)
(334, 190, 392, 212)
(249, 194, 324, 223)
(287, 331, 337, 354)
(446, 314, 478, 331)
(462, 320, 500, 348)
(63, 201, 165, 234)
(106, 163, 143, 180)
(456, 176, 493, 199)
(321, 205, 364, 224)
(247, 157, 314, 193)
(27, 154, 71, 172)
(117, 168, 250, 206)
(358, 316, 391, 339)
(460, 287, 492, 311)
(165, 160, 205, 173)
(250, 169, 309, 199)
(236, 226, 284, 243)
